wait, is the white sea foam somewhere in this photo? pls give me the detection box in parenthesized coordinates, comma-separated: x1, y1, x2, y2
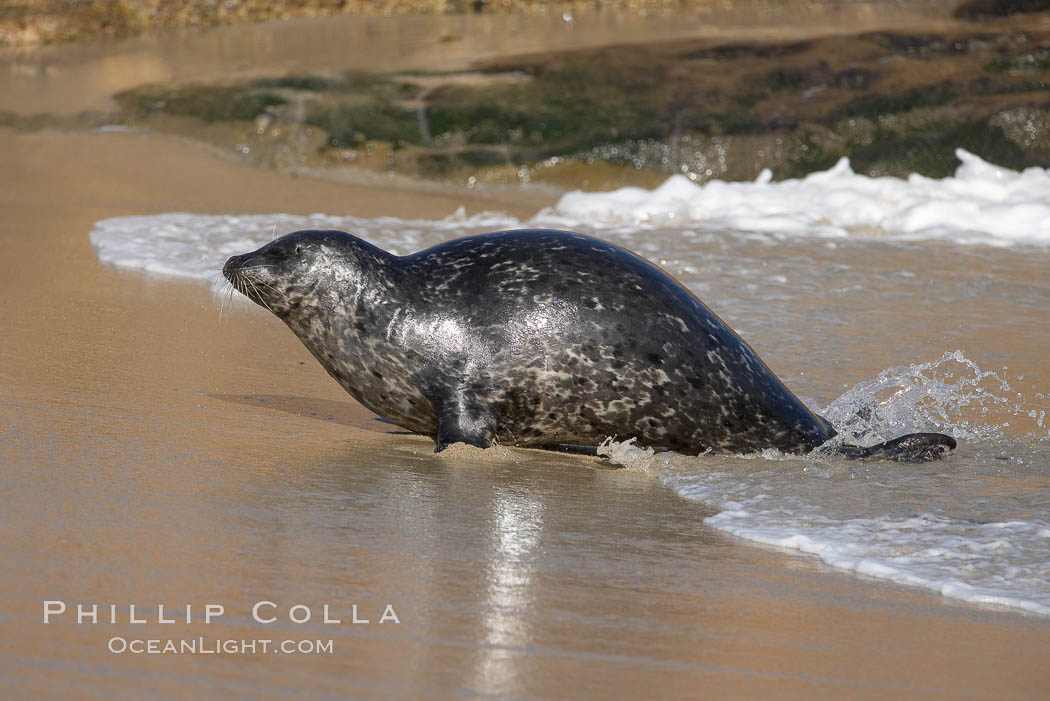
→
(89, 209, 521, 293)
(693, 478, 1050, 616)
(90, 151, 1050, 288)
(550, 149, 1050, 246)
(89, 151, 1050, 290)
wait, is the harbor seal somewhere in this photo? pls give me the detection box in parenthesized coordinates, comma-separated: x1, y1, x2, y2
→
(223, 229, 955, 461)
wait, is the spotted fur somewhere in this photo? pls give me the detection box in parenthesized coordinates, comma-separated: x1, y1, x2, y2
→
(223, 229, 953, 460)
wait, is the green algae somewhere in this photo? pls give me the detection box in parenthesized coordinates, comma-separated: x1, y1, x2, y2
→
(107, 27, 1050, 187)
(115, 84, 286, 123)
(305, 102, 422, 148)
(849, 120, 1030, 177)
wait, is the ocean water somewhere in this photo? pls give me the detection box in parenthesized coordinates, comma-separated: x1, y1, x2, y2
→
(89, 151, 1050, 616)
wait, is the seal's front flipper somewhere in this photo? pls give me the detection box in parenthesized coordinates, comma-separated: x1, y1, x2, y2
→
(838, 432, 957, 462)
(432, 393, 496, 453)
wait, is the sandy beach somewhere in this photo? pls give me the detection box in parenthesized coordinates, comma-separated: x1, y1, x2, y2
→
(4, 0, 1050, 695)
(2, 122, 1050, 698)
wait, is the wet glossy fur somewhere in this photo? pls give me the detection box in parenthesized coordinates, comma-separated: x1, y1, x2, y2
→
(223, 229, 955, 460)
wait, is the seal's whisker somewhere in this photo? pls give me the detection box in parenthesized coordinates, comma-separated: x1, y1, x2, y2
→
(237, 270, 280, 289)
(226, 280, 245, 322)
(240, 276, 256, 301)
(238, 271, 281, 296)
(249, 278, 281, 294)
(221, 280, 239, 322)
(255, 287, 275, 314)
(216, 279, 230, 322)
(212, 277, 229, 318)
(232, 278, 248, 303)
(246, 277, 275, 313)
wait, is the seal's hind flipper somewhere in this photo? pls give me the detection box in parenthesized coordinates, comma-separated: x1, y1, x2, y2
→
(432, 391, 496, 453)
(838, 432, 957, 462)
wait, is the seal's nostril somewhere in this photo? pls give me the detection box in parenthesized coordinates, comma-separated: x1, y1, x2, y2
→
(222, 255, 240, 278)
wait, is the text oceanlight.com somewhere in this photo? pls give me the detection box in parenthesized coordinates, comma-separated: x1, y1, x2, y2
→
(107, 637, 335, 655)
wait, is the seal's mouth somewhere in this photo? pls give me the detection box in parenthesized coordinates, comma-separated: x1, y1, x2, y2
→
(222, 254, 269, 308)
(222, 254, 245, 291)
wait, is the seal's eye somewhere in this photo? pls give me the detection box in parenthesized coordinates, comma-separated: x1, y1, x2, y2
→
(294, 245, 303, 256)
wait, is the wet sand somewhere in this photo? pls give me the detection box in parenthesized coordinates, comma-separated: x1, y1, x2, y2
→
(3, 125, 1050, 698)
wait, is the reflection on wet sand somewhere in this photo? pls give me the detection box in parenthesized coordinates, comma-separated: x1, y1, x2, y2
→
(472, 485, 544, 696)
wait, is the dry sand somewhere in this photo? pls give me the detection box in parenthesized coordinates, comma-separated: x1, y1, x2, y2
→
(2, 125, 1050, 699)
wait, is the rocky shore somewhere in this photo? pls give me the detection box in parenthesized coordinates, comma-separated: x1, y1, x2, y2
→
(2, 0, 688, 48)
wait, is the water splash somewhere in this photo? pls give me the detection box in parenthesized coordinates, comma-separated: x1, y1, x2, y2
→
(822, 349, 1037, 446)
(597, 351, 1050, 616)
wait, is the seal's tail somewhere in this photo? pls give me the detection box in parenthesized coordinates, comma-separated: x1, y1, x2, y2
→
(837, 432, 957, 462)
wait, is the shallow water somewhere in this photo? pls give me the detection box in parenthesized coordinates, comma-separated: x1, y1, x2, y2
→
(601, 437, 1050, 615)
(89, 154, 1050, 617)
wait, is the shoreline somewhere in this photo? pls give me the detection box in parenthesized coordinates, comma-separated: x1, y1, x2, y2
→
(3, 123, 1050, 698)
(5, 7, 1048, 196)
(0, 0, 965, 49)
(0, 3, 983, 117)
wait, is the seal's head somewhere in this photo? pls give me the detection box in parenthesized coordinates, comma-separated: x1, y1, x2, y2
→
(222, 229, 381, 319)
